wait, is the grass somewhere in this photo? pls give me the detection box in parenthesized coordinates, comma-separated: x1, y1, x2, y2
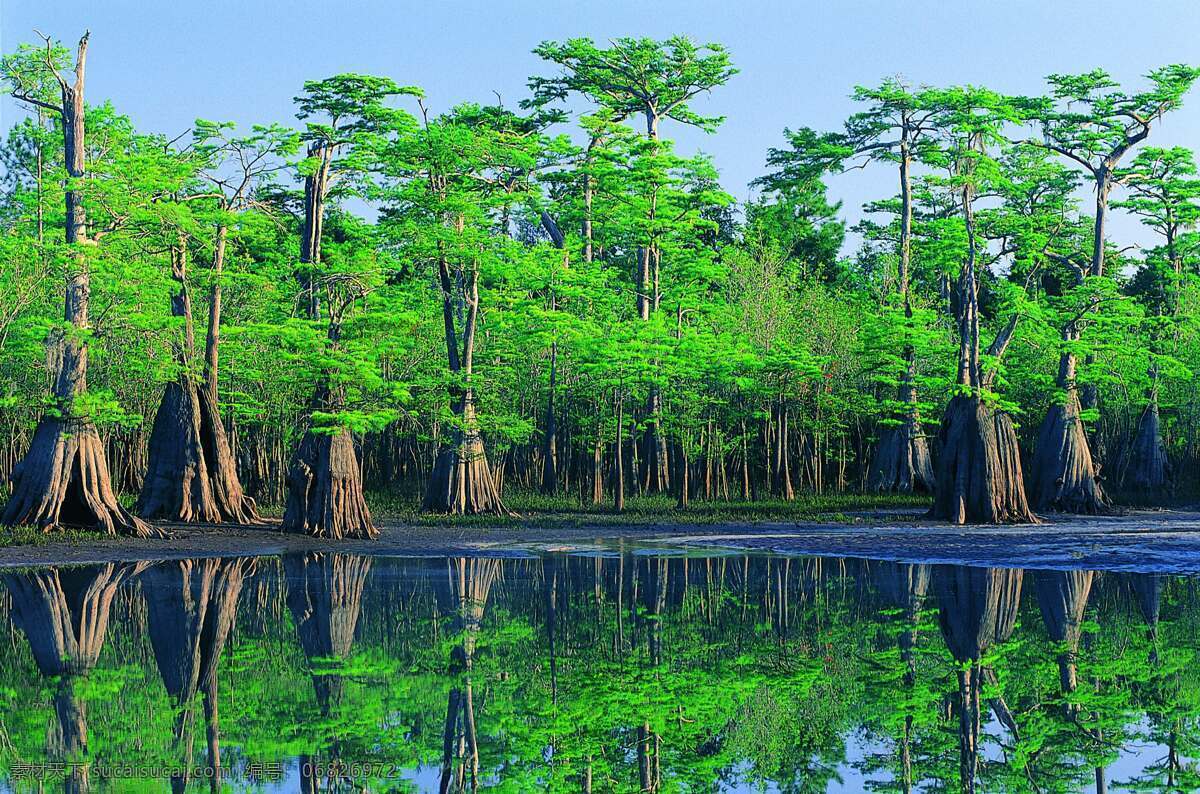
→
(0, 525, 102, 548)
(366, 489, 932, 529)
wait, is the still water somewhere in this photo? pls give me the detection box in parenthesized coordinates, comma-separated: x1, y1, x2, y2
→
(0, 550, 1194, 793)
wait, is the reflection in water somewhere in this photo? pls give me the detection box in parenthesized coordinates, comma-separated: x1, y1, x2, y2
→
(934, 566, 1022, 794)
(285, 553, 371, 793)
(145, 558, 251, 794)
(0, 552, 1197, 792)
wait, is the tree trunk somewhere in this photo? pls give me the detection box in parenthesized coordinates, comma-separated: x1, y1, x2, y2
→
(424, 394, 508, 515)
(284, 143, 373, 536)
(538, 211, 566, 496)
(423, 256, 508, 516)
(771, 402, 794, 500)
(591, 435, 604, 505)
(1030, 380, 1109, 514)
(930, 396, 1036, 524)
(140, 244, 226, 523)
(201, 223, 259, 523)
(932, 166, 1034, 525)
(1123, 396, 1170, 496)
(871, 137, 935, 494)
(870, 373, 935, 493)
(676, 442, 689, 509)
(139, 376, 221, 523)
(283, 415, 376, 539)
(541, 339, 559, 494)
(614, 395, 625, 513)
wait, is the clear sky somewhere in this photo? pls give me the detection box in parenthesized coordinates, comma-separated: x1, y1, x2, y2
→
(3, 0, 1199, 249)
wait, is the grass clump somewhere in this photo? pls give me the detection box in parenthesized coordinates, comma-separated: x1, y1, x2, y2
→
(0, 525, 101, 548)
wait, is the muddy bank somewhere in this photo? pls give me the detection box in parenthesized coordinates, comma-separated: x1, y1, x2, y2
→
(662, 510, 1200, 573)
(0, 509, 1198, 572)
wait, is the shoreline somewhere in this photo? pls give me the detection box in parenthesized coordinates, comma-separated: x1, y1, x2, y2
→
(1, 508, 1199, 573)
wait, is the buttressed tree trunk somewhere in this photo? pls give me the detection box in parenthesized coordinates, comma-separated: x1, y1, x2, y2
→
(1123, 397, 1171, 496)
(1, 34, 159, 538)
(931, 396, 1035, 524)
(3, 562, 148, 794)
(1029, 344, 1109, 514)
(283, 389, 376, 540)
(870, 401, 935, 494)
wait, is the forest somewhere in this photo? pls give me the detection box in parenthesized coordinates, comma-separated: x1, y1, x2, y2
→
(2, 32, 1200, 538)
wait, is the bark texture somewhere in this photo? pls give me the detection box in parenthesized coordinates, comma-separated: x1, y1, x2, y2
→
(1122, 400, 1171, 496)
(139, 239, 258, 525)
(1030, 391, 1109, 514)
(423, 236, 509, 516)
(929, 396, 1037, 524)
(283, 425, 376, 539)
(139, 379, 220, 523)
(4, 417, 161, 536)
(870, 410, 935, 493)
(423, 399, 509, 516)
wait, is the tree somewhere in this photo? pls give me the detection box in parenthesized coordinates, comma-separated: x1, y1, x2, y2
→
(379, 102, 550, 514)
(530, 37, 737, 495)
(1113, 147, 1200, 495)
(926, 88, 1036, 524)
(138, 123, 297, 525)
(760, 80, 942, 493)
(281, 74, 411, 538)
(1022, 65, 1200, 514)
(0, 33, 160, 536)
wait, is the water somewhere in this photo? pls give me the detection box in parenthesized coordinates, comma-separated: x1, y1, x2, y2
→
(0, 549, 1195, 793)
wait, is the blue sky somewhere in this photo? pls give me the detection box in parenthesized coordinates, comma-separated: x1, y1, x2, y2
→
(4, 0, 1199, 249)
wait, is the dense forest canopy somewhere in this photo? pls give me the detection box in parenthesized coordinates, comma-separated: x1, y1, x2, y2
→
(1, 32, 1200, 535)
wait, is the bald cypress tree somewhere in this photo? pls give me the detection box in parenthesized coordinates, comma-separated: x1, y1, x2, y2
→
(1, 33, 159, 536)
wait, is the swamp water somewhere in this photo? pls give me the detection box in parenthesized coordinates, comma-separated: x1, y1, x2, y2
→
(0, 548, 1195, 792)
